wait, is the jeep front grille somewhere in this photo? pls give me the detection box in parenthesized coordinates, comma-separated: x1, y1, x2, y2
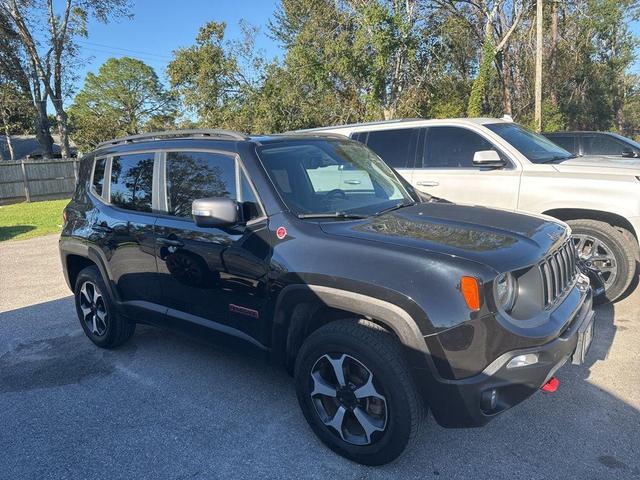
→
(539, 240, 578, 307)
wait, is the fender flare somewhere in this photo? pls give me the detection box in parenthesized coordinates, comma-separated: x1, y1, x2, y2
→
(60, 239, 121, 303)
(271, 284, 432, 371)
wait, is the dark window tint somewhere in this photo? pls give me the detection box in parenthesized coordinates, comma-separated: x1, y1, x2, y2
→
(92, 158, 106, 197)
(110, 154, 154, 212)
(350, 132, 366, 143)
(583, 135, 627, 156)
(166, 151, 237, 218)
(546, 135, 576, 154)
(422, 126, 496, 168)
(363, 128, 416, 168)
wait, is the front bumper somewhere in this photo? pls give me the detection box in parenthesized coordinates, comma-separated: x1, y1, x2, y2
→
(427, 286, 594, 428)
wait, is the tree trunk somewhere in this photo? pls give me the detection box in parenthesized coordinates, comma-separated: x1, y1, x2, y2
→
(495, 53, 513, 116)
(549, 0, 559, 107)
(33, 98, 54, 158)
(534, 0, 543, 131)
(4, 129, 15, 160)
(53, 98, 71, 157)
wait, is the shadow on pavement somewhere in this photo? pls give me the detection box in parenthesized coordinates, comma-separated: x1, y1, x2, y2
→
(0, 296, 638, 479)
(0, 225, 36, 242)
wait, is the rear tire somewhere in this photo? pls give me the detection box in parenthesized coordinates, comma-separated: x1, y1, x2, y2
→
(74, 265, 136, 348)
(294, 319, 423, 466)
(567, 219, 636, 303)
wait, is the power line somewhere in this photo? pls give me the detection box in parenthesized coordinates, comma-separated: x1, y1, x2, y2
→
(76, 40, 173, 60)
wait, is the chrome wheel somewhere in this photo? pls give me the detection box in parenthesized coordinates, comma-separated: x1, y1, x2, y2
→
(79, 281, 108, 336)
(572, 234, 617, 290)
(310, 353, 387, 446)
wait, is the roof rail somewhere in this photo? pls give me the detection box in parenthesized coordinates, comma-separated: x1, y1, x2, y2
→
(292, 118, 423, 133)
(96, 129, 248, 148)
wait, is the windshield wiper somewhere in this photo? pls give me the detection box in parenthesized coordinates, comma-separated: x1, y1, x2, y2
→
(374, 201, 417, 216)
(297, 212, 368, 219)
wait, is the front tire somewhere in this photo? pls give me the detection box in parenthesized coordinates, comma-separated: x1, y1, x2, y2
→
(294, 319, 423, 466)
(567, 219, 637, 303)
(74, 265, 136, 348)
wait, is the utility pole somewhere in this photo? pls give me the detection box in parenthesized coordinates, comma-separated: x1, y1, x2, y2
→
(534, 0, 543, 132)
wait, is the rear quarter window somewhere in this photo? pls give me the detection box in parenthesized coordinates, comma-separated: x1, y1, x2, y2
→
(92, 158, 106, 197)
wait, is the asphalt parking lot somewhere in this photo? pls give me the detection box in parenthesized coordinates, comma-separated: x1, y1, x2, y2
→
(1, 234, 639, 480)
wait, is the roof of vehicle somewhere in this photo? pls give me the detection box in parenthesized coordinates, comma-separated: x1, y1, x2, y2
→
(295, 117, 511, 133)
(92, 129, 353, 153)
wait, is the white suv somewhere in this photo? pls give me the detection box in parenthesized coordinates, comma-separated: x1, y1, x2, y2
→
(306, 117, 640, 302)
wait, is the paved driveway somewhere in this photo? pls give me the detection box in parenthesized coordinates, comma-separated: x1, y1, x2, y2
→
(1, 235, 639, 479)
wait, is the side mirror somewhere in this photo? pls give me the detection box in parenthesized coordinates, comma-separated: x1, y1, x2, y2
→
(473, 150, 505, 167)
(621, 148, 637, 158)
(192, 197, 239, 228)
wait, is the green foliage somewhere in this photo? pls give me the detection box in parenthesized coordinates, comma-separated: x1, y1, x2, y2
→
(69, 57, 176, 151)
(58, 0, 640, 138)
(167, 21, 264, 130)
(467, 36, 495, 117)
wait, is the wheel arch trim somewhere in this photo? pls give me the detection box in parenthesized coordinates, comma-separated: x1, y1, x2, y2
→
(272, 284, 431, 369)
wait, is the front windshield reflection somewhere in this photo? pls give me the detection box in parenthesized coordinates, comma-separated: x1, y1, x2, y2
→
(257, 139, 413, 217)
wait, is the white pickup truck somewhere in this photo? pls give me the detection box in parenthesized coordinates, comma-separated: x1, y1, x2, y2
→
(307, 117, 640, 302)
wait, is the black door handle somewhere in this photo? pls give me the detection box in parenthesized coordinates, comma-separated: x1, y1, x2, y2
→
(156, 237, 184, 248)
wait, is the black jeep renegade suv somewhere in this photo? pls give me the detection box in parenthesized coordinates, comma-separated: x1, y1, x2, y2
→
(60, 130, 595, 465)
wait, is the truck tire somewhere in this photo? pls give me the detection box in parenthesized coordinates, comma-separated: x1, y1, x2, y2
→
(567, 219, 637, 303)
(74, 265, 136, 348)
(294, 319, 423, 466)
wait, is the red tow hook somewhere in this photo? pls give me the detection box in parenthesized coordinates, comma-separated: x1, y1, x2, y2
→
(541, 377, 559, 393)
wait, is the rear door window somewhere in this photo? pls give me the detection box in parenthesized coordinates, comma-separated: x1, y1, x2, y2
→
(360, 128, 417, 169)
(420, 126, 497, 168)
(110, 153, 155, 212)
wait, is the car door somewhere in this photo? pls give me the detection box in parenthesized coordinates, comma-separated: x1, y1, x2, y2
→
(409, 126, 521, 210)
(89, 152, 161, 310)
(153, 149, 271, 343)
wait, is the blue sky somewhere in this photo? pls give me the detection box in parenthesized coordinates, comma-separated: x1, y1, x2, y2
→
(73, 0, 282, 92)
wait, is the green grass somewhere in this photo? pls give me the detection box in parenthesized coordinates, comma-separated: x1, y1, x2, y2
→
(0, 199, 70, 242)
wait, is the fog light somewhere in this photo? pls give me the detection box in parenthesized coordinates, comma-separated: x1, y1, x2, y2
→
(481, 388, 498, 411)
(507, 353, 539, 369)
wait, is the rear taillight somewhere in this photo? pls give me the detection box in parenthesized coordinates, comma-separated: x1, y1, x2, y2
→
(62, 210, 68, 224)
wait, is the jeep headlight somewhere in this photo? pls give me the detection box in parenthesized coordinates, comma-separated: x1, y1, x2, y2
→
(495, 272, 517, 312)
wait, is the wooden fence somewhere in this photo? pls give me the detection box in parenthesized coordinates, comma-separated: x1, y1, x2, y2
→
(0, 158, 78, 204)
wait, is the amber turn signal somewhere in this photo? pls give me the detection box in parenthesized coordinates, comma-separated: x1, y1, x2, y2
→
(460, 276, 480, 311)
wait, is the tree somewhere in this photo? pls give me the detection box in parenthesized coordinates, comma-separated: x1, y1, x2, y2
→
(0, 81, 31, 160)
(435, 0, 530, 116)
(167, 20, 265, 130)
(167, 1, 639, 133)
(0, 0, 131, 157)
(68, 57, 176, 151)
(0, 10, 54, 157)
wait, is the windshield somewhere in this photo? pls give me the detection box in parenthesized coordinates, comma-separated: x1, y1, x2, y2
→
(486, 122, 574, 163)
(257, 139, 414, 217)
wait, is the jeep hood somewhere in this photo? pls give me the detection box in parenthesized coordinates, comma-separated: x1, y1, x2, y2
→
(319, 203, 568, 272)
